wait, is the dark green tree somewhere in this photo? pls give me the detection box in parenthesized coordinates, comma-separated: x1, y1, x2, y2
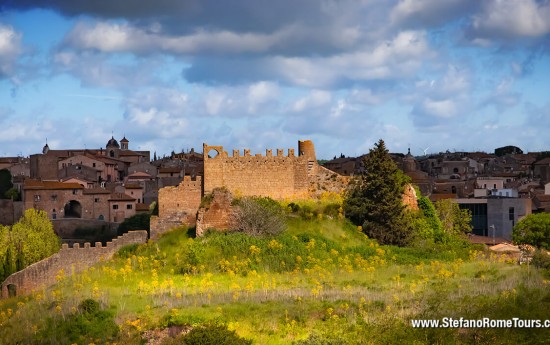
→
(343, 139, 413, 246)
(417, 196, 443, 241)
(0, 169, 13, 200)
(117, 212, 151, 236)
(434, 199, 472, 241)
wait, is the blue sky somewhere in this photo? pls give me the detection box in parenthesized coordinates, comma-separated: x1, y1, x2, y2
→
(1, 0, 549, 159)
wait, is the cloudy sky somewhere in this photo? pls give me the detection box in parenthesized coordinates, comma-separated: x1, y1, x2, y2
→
(1, 0, 549, 159)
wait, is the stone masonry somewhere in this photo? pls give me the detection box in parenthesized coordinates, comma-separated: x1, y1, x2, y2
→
(196, 188, 235, 237)
(1, 230, 148, 298)
(203, 142, 311, 199)
(151, 140, 321, 238)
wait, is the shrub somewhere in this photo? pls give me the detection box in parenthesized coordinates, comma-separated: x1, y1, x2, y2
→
(117, 212, 151, 236)
(161, 323, 252, 345)
(230, 196, 286, 237)
(532, 250, 550, 274)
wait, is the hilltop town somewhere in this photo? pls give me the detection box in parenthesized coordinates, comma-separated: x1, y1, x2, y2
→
(0, 138, 547, 244)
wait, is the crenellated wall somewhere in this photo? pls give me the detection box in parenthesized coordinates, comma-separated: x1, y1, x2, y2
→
(203, 142, 311, 199)
(0, 230, 148, 298)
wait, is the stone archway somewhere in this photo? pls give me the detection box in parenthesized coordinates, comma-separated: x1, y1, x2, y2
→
(64, 200, 82, 218)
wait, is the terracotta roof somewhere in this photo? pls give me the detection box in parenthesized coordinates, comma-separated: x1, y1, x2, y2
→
(0, 157, 20, 164)
(159, 167, 181, 173)
(61, 176, 95, 183)
(24, 180, 84, 190)
(124, 183, 142, 189)
(108, 193, 136, 201)
(534, 157, 550, 165)
(119, 150, 144, 156)
(136, 203, 150, 212)
(127, 172, 153, 178)
(468, 235, 508, 245)
(430, 193, 456, 201)
(83, 188, 112, 195)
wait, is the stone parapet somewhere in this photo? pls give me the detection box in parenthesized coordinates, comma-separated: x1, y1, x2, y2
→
(1, 230, 148, 298)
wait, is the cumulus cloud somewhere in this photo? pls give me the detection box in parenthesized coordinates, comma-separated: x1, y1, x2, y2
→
(0, 23, 22, 78)
(408, 65, 472, 129)
(390, 0, 479, 28)
(467, 0, 550, 41)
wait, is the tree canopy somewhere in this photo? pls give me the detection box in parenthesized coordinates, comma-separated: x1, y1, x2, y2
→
(343, 139, 413, 246)
(0, 209, 60, 282)
(513, 213, 550, 250)
(0, 169, 13, 200)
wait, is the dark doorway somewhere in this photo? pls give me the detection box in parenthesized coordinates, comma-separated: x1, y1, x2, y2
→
(7, 284, 16, 297)
(64, 200, 82, 218)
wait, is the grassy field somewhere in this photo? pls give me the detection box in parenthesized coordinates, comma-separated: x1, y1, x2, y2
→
(1, 215, 549, 344)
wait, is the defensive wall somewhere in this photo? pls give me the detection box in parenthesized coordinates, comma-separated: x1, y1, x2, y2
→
(203, 140, 316, 199)
(1, 230, 148, 298)
(151, 140, 348, 237)
(150, 176, 202, 240)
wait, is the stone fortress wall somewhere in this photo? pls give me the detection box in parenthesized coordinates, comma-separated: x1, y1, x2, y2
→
(1, 230, 148, 298)
(150, 176, 202, 240)
(203, 141, 314, 199)
(150, 140, 322, 239)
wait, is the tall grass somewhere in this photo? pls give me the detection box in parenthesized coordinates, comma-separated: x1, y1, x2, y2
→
(1, 216, 549, 344)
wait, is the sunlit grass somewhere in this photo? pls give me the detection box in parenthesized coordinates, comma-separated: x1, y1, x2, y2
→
(1, 217, 549, 344)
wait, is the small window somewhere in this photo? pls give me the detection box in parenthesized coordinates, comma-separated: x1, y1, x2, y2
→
(72, 189, 77, 195)
(51, 194, 57, 201)
(34, 195, 40, 202)
(93, 163, 96, 167)
(126, 204, 133, 210)
(113, 204, 119, 210)
(94, 198, 100, 202)
(509, 207, 515, 221)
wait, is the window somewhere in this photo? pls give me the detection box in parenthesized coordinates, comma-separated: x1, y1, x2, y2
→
(509, 207, 515, 221)
(112, 204, 119, 210)
(72, 189, 77, 195)
(34, 195, 40, 202)
(451, 186, 457, 194)
(93, 163, 96, 167)
(51, 194, 57, 201)
(126, 204, 133, 210)
(94, 198, 100, 202)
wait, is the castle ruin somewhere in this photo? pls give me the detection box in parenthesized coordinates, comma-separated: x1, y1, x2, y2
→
(150, 140, 329, 239)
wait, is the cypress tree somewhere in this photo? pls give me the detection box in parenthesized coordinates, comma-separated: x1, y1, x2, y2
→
(343, 139, 413, 246)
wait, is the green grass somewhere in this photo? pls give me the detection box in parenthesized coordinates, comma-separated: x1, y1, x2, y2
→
(1, 217, 549, 344)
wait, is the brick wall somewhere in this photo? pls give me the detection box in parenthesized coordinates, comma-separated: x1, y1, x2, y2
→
(0, 230, 148, 298)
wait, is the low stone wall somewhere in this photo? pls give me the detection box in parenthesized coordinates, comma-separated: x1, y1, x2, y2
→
(150, 215, 186, 240)
(0, 230, 148, 298)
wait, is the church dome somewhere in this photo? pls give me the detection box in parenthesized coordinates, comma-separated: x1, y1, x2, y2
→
(106, 136, 120, 149)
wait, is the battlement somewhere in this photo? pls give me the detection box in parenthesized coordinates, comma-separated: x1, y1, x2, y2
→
(204, 143, 300, 160)
(1, 230, 148, 298)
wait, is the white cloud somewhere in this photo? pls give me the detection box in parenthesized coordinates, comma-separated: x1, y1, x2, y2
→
(0, 24, 22, 78)
(247, 81, 279, 114)
(469, 0, 550, 40)
(291, 90, 332, 112)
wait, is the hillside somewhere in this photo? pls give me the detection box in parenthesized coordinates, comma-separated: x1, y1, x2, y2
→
(1, 215, 549, 344)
